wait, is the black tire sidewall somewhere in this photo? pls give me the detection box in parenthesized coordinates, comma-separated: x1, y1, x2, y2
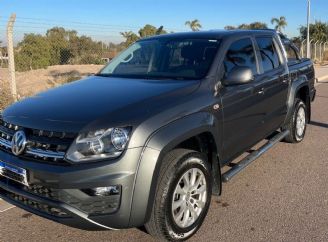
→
(164, 153, 212, 241)
(293, 100, 307, 142)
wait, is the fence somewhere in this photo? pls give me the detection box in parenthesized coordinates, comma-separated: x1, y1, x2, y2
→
(0, 14, 189, 107)
(300, 39, 328, 61)
(0, 14, 129, 107)
(1, 14, 328, 109)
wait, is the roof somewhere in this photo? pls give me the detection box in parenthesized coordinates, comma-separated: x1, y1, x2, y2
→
(140, 29, 278, 41)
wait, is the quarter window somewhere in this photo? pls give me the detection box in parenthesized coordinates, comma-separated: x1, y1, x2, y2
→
(223, 38, 257, 78)
(256, 37, 280, 72)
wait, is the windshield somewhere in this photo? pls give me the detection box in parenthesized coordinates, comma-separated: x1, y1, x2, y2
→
(99, 38, 220, 80)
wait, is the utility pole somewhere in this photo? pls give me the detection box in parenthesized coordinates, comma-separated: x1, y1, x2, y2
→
(306, 0, 311, 58)
(7, 13, 17, 101)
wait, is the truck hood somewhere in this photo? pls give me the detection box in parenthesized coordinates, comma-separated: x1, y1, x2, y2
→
(3, 76, 200, 132)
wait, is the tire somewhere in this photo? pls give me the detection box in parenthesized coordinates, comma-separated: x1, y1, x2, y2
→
(145, 149, 212, 241)
(283, 98, 307, 143)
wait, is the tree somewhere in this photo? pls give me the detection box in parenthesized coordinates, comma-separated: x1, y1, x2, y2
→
(14, 27, 110, 71)
(46, 27, 76, 65)
(300, 21, 328, 42)
(185, 19, 202, 31)
(271, 16, 287, 32)
(121, 25, 167, 47)
(120, 31, 140, 47)
(138, 24, 167, 38)
(15, 34, 52, 71)
(224, 22, 268, 30)
(248, 22, 268, 29)
(156, 26, 166, 35)
(138, 24, 157, 38)
(224, 25, 237, 30)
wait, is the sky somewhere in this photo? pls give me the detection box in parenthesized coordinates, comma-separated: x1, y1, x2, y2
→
(0, 0, 327, 44)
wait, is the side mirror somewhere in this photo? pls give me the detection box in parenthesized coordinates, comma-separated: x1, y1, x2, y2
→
(223, 66, 254, 86)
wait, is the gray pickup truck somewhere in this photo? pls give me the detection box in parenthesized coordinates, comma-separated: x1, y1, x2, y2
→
(0, 30, 315, 241)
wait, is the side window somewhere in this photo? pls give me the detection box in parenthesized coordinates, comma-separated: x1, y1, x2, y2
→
(284, 44, 299, 63)
(256, 37, 280, 72)
(223, 38, 257, 78)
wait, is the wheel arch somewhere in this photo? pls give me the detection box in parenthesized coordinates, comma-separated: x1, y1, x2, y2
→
(128, 112, 222, 227)
(284, 75, 311, 125)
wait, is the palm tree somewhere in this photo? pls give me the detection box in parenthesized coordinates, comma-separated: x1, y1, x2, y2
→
(271, 16, 287, 32)
(185, 19, 202, 31)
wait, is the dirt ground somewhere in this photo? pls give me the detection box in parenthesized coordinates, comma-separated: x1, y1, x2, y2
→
(0, 64, 104, 97)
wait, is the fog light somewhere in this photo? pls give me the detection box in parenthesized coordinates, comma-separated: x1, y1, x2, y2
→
(82, 185, 121, 197)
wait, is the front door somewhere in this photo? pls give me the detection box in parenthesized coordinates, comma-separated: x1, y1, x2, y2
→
(219, 37, 266, 162)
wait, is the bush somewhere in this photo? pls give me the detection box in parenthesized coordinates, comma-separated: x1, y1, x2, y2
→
(14, 28, 108, 71)
(15, 34, 52, 71)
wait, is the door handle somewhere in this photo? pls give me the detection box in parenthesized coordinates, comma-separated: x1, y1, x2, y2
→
(280, 75, 289, 84)
(257, 88, 265, 95)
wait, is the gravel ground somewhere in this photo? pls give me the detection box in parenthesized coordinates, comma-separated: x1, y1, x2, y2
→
(0, 75, 328, 242)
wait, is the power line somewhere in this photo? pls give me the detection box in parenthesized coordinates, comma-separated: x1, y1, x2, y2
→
(0, 15, 186, 32)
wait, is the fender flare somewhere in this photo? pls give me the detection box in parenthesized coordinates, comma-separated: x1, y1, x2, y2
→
(284, 75, 310, 125)
(128, 112, 222, 227)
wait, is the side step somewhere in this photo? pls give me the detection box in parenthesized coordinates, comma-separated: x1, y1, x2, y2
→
(222, 130, 289, 183)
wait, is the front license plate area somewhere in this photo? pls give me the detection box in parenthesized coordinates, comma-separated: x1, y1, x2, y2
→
(0, 161, 28, 186)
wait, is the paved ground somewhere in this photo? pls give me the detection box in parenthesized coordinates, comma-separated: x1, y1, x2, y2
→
(1, 69, 328, 241)
(316, 65, 328, 82)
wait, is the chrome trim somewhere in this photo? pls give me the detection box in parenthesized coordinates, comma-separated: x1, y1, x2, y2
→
(26, 148, 65, 159)
(0, 123, 66, 160)
(1, 136, 65, 160)
(0, 137, 11, 149)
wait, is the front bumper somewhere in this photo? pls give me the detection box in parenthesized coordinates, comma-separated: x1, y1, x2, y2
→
(0, 147, 143, 230)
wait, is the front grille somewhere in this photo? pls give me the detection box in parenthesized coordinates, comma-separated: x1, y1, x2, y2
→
(0, 187, 70, 218)
(0, 118, 76, 165)
(0, 176, 120, 216)
(23, 184, 60, 200)
(1, 169, 25, 184)
(24, 184, 120, 215)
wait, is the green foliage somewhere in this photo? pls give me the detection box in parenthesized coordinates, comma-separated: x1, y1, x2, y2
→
(15, 34, 52, 71)
(185, 19, 202, 31)
(225, 22, 268, 30)
(300, 21, 328, 42)
(120, 31, 140, 47)
(46, 27, 74, 65)
(139, 24, 157, 38)
(271, 16, 287, 32)
(14, 27, 107, 71)
(121, 24, 167, 47)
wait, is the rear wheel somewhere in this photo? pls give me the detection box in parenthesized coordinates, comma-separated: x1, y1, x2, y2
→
(145, 149, 212, 241)
(283, 98, 307, 143)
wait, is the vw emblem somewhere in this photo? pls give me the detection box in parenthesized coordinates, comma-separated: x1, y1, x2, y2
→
(11, 130, 27, 156)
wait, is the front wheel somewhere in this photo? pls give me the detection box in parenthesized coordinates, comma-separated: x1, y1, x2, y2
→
(283, 98, 307, 143)
(145, 149, 212, 241)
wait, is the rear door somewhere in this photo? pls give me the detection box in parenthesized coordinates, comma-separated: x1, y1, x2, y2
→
(253, 36, 289, 134)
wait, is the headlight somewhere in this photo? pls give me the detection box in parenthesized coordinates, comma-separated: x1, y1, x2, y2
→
(66, 127, 131, 163)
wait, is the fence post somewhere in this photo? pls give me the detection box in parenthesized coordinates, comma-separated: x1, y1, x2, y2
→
(301, 39, 306, 58)
(6, 13, 17, 101)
